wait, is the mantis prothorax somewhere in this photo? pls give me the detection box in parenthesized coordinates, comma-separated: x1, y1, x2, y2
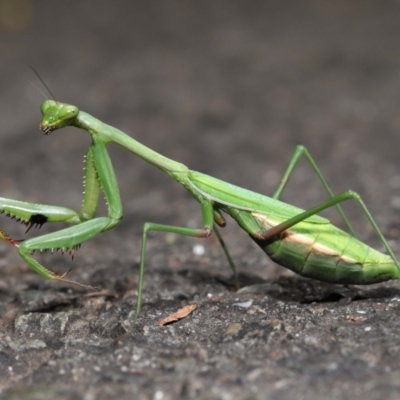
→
(1, 99, 399, 334)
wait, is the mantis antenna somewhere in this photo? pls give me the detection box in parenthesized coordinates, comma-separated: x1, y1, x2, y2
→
(28, 65, 57, 102)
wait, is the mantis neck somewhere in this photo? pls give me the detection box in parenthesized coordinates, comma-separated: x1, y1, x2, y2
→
(74, 111, 189, 177)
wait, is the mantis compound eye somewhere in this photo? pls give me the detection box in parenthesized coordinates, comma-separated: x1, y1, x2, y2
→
(40, 100, 57, 116)
(60, 105, 79, 119)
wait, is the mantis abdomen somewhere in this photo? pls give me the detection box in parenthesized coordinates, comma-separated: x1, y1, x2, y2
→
(252, 213, 399, 284)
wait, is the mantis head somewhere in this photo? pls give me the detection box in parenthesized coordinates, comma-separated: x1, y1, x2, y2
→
(40, 100, 79, 135)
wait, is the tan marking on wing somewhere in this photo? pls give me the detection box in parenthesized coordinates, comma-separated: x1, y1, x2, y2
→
(252, 212, 275, 228)
(311, 242, 338, 256)
(252, 212, 357, 262)
(337, 253, 357, 263)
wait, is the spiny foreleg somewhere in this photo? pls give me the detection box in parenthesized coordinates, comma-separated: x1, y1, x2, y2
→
(0, 197, 83, 232)
(0, 144, 113, 288)
(18, 217, 119, 289)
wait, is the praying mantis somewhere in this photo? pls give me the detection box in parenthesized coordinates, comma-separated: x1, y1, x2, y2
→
(0, 96, 399, 334)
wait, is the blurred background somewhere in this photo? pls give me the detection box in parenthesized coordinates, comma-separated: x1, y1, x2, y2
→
(1, 2, 400, 180)
(0, 0, 400, 203)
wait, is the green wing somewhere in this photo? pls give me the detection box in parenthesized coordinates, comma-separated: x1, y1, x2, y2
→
(188, 171, 329, 224)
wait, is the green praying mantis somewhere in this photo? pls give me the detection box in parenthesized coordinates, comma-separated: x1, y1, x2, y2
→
(0, 94, 399, 334)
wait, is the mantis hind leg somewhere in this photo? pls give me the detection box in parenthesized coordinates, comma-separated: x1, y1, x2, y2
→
(272, 145, 357, 237)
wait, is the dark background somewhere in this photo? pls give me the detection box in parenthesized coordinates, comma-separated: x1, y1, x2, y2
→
(1, 1, 400, 399)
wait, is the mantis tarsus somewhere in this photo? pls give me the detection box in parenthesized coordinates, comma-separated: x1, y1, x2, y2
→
(1, 99, 399, 335)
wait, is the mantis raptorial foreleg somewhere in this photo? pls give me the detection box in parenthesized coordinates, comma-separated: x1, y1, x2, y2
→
(0, 141, 122, 289)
